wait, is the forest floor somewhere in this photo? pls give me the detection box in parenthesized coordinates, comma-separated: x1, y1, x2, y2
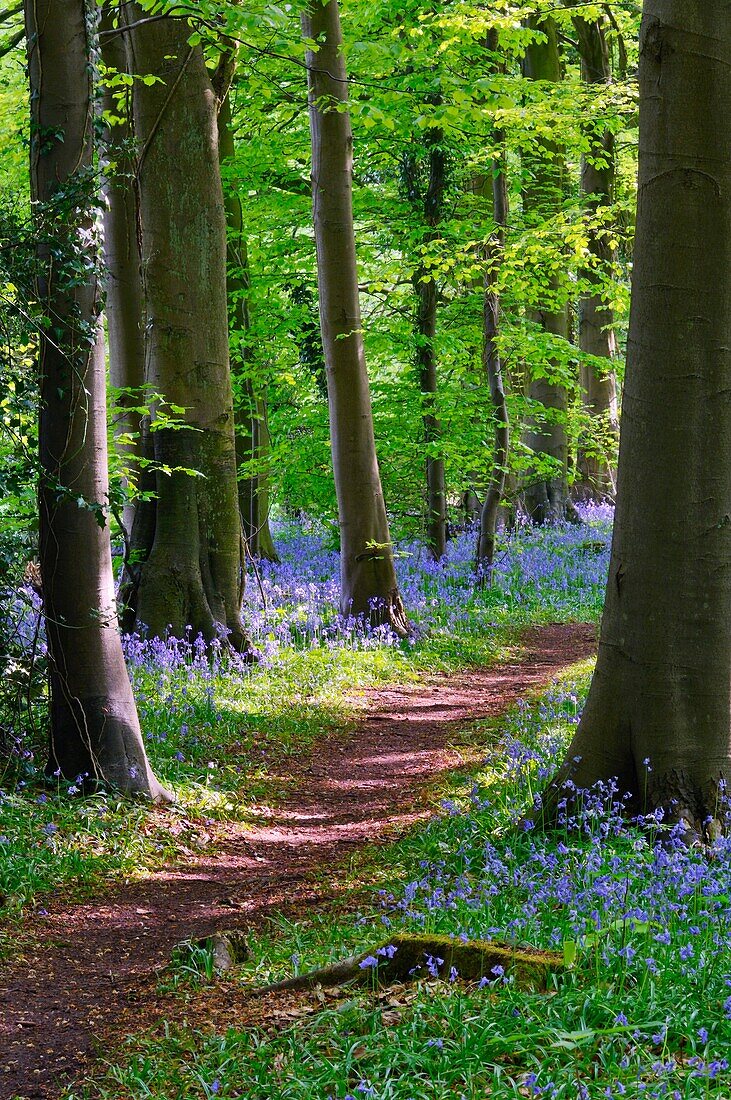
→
(0, 623, 594, 1100)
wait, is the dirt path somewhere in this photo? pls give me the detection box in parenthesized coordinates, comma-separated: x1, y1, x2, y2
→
(0, 623, 594, 1100)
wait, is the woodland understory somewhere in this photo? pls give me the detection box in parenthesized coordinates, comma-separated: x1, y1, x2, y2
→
(2, 517, 731, 1100)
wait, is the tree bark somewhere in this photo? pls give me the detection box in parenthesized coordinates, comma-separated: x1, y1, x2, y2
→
(415, 267, 447, 561)
(99, 7, 145, 538)
(218, 89, 279, 563)
(476, 137, 509, 583)
(122, 5, 249, 651)
(252, 397, 279, 562)
(544, 0, 731, 837)
(301, 0, 408, 634)
(26, 0, 167, 799)
(521, 17, 576, 525)
(405, 133, 448, 561)
(573, 11, 619, 501)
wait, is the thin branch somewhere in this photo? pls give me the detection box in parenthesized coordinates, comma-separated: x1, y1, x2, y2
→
(0, 25, 23, 59)
(557, 32, 579, 51)
(135, 46, 195, 180)
(0, 2, 22, 23)
(98, 9, 199, 40)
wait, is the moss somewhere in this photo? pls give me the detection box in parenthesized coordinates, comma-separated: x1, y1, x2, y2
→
(256, 933, 563, 995)
(374, 933, 563, 991)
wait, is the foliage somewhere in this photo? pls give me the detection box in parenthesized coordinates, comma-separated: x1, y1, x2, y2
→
(0, 0, 637, 539)
(0, 200, 42, 757)
(151, 0, 640, 535)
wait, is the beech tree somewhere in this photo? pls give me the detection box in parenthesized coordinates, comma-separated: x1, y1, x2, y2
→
(99, 8, 145, 539)
(521, 15, 576, 525)
(403, 130, 448, 561)
(546, 0, 731, 834)
(302, 0, 409, 633)
(25, 0, 166, 798)
(119, 4, 249, 651)
(573, 9, 619, 500)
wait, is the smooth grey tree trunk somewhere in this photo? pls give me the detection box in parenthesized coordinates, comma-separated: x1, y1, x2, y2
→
(26, 0, 167, 799)
(122, 5, 249, 651)
(302, 0, 408, 634)
(574, 12, 619, 500)
(545, 0, 731, 837)
(99, 8, 145, 539)
(521, 17, 576, 525)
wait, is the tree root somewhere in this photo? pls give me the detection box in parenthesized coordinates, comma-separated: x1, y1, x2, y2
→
(251, 933, 564, 995)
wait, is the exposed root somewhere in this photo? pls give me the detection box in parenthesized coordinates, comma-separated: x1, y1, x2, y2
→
(386, 592, 411, 640)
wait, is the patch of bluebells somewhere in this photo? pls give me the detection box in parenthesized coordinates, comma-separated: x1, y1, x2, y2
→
(2, 503, 611, 773)
(371, 681, 731, 1097)
(94, 505, 611, 777)
(116, 503, 611, 684)
(0, 582, 46, 657)
(245, 504, 611, 654)
(0, 583, 46, 776)
(1, 505, 611, 789)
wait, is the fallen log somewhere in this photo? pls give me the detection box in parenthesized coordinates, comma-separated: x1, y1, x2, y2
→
(252, 933, 563, 995)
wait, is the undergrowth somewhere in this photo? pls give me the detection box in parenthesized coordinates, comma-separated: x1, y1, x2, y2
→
(0, 510, 609, 922)
(72, 668, 731, 1100)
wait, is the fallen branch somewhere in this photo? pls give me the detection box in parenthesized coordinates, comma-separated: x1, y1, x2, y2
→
(252, 933, 564, 995)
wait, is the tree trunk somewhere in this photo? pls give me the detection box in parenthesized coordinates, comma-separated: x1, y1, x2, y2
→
(416, 269, 447, 560)
(218, 89, 279, 563)
(253, 397, 279, 563)
(573, 12, 619, 501)
(302, 0, 408, 634)
(26, 0, 167, 799)
(521, 17, 576, 525)
(405, 133, 447, 561)
(476, 135, 509, 583)
(99, 8, 144, 539)
(545, 1, 731, 837)
(123, 6, 249, 651)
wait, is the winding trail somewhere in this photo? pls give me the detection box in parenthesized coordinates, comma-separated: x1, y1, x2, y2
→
(0, 623, 594, 1100)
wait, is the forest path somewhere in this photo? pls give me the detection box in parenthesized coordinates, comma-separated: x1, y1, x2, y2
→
(0, 623, 595, 1100)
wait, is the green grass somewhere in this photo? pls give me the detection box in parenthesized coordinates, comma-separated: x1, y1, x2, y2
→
(69, 667, 731, 1100)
